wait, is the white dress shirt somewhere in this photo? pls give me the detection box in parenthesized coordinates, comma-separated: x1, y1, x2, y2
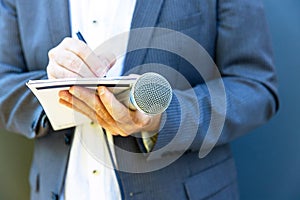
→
(63, 0, 136, 199)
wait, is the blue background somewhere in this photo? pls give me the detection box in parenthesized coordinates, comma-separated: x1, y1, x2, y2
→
(232, 0, 300, 199)
(0, 0, 299, 199)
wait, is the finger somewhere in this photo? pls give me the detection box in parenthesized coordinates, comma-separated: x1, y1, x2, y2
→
(47, 60, 81, 79)
(49, 48, 96, 77)
(97, 86, 133, 124)
(59, 90, 119, 132)
(59, 97, 106, 128)
(59, 87, 129, 135)
(89, 52, 115, 77)
(59, 90, 98, 121)
(47, 61, 57, 79)
(68, 86, 130, 135)
(99, 87, 153, 133)
(58, 98, 96, 120)
(60, 38, 91, 59)
(68, 86, 116, 125)
(59, 96, 128, 136)
(96, 53, 116, 76)
(63, 39, 99, 76)
(61, 38, 115, 77)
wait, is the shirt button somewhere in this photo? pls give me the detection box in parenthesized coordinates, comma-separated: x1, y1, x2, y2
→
(92, 170, 100, 175)
(129, 192, 134, 197)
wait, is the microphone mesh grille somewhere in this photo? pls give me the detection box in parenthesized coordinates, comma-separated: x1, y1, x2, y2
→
(132, 73, 172, 115)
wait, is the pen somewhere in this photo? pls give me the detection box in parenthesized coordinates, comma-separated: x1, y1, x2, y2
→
(76, 31, 87, 43)
(76, 31, 109, 77)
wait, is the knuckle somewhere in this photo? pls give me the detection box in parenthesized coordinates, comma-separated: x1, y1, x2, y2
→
(96, 116, 106, 126)
(115, 110, 130, 123)
(134, 115, 151, 128)
(110, 132, 118, 136)
(94, 102, 105, 114)
(131, 115, 141, 125)
(114, 123, 124, 131)
(46, 65, 53, 74)
(115, 115, 126, 123)
(62, 37, 72, 45)
(104, 125, 119, 136)
(135, 121, 146, 130)
(80, 46, 92, 59)
(115, 123, 132, 137)
(117, 129, 129, 137)
(94, 105, 102, 114)
(102, 110, 110, 118)
(143, 117, 151, 126)
(69, 56, 82, 70)
(48, 48, 56, 59)
(46, 66, 54, 78)
(120, 133, 129, 137)
(96, 108, 114, 124)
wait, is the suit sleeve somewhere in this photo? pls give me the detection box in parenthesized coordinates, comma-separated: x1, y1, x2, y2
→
(150, 0, 279, 157)
(0, 0, 47, 138)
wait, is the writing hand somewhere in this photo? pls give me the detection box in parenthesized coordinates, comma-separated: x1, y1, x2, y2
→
(46, 37, 115, 79)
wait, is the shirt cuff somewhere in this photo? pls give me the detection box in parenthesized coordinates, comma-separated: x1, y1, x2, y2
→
(141, 132, 158, 152)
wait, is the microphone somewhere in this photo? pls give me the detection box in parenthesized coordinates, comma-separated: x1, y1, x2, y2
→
(116, 73, 172, 115)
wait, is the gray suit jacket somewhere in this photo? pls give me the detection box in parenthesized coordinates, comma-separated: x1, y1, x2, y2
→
(0, 0, 278, 199)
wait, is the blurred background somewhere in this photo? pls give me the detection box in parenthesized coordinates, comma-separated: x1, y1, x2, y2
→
(0, 0, 299, 199)
(232, 0, 300, 199)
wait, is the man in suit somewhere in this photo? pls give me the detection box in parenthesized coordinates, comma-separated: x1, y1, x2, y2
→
(0, 0, 278, 199)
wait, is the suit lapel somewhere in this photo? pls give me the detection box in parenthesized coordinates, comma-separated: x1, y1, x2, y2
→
(123, 0, 164, 74)
(47, 0, 71, 46)
(130, 0, 164, 30)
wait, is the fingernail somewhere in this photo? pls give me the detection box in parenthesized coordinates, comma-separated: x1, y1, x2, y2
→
(98, 87, 105, 96)
(69, 86, 75, 95)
